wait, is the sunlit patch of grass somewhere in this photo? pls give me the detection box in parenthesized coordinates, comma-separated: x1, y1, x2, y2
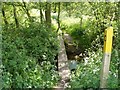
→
(30, 9, 40, 17)
(61, 17, 80, 27)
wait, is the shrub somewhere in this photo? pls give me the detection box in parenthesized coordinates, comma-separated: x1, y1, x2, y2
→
(69, 49, 118, 88)
(63, 23, 91, 52)
(2, 23, 59, 88)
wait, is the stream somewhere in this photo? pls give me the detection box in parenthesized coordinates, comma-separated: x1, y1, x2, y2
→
(63, 33, 83, 71)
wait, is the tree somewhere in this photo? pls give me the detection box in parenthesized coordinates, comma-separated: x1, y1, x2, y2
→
(39, 2, 44, 23)
(57, 2, 60, 31)
(22, 0, 32, 22)
(2, 3, 8, 25)
(45, 2, 51, 28)
(12, 3, 19, 28)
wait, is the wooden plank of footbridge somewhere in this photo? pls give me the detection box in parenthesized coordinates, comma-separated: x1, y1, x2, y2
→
(54, 31, 70, 90)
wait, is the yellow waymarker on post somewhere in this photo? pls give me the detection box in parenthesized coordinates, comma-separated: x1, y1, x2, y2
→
(103, 27, 113, 53)
(100, 27, 113, 88)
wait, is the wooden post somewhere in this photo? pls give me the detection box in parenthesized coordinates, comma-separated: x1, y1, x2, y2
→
(100, 27, 113, 88)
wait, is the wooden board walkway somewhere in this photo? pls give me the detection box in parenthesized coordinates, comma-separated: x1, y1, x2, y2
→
(54, 32, 70, 89)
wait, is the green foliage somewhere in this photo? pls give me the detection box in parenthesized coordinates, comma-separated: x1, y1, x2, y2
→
(61, 19, 96, 52)
(70, 49, 102, 88)
(67, 24, 91, 51)
(70, 49, 118, 88)
(2, 23, 59, 88)
(1, 2, 119, 89)
(22, 23, 59, 63)
(107, 49, 118, 88)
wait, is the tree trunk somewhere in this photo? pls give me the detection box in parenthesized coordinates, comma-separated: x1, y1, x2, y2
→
(22, 0, 32, 22)
(12, 3, 19, 28)
(57, 2, 60, 32)
(39, 2, 43, 23)
(45, 3, 51, 28)
(54, 3, 57, 13)
(2, 6, 8, 25)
